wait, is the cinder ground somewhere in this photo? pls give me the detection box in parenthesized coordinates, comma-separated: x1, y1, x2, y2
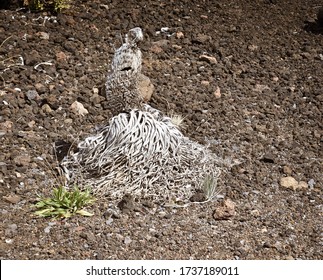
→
(0, 0, 322, 259)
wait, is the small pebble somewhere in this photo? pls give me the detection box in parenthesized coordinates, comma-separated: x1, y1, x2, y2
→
(70, 101, 88, 116)
(201, 80, 210, 86)
(124, 236, 132, 245)
(199, 54, 217, 64)
(106, 217, 113, 225)
(283, 166, 292, 175)
(214, 86, 221, 98)
(280, 176, 298, 189)
(308, 179, 315, 189)
(176, 31, 184, 39)
(44, 226, 51, 233)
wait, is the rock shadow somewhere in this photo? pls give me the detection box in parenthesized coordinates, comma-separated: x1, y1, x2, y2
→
(303, 21, 323, 35)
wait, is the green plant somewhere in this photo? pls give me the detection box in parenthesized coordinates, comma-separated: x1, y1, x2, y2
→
(23, 0, 71, 12)
(34, 186, 95, 218)
(202, 174, 218, 201)
(23, 0, 44, 10)
(52, 0, 70, 11)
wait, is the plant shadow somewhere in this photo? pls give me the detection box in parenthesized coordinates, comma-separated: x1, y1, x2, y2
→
(304, 21, 323, 35)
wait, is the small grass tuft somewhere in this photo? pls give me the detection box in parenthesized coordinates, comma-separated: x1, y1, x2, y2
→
(34, 186, 95, 219)
(202, 174, 218, 201)
(170, 113, 185, 127)
(23, 0, 71, 12)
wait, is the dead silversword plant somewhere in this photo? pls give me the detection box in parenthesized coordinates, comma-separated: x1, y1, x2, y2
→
(61, 27, 223, 205)
(105, 27, 145, 116)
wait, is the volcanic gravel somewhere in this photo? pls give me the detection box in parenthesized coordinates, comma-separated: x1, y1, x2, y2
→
(0, 0, 322, 259)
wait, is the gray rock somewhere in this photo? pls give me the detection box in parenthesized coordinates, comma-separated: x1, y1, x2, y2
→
(308, 179, 315, 189)
(37, 32, 49, 40)
(8, 224, 18, 231)
(13, 154, 31, 167)
(280, 176, 298, 189)
(70, 101, 88, 116)
(106, 217, 113, 225)
(80, 232, 96, 243)
(34, 83, 47, 94)
(283, 166, 292, 175)
(199, 54, 217, 64)
(193, 33, 210, 44)
(25, 50, 40, 66)
(152, 39, 169, 48)
(5, 224, 18, 237)
(213, 199, 236, 220)
(44, 226, 51, 234)
(124, 236, 132, 245)
(3, 195, 21, 204)
(41, 104, 53, 113)
(26, 90, 40, 101)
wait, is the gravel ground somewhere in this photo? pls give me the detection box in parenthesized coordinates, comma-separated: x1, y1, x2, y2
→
(0, 0, 322, 259)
